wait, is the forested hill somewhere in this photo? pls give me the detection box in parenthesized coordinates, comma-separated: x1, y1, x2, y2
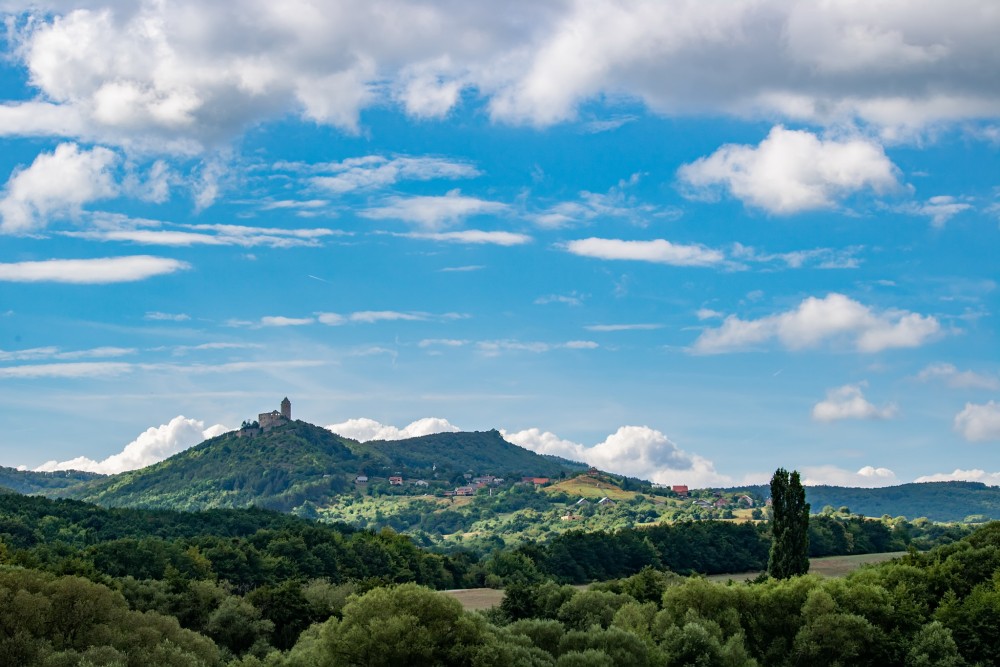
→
(734, 481, 1000, 523)
(61, 422, 581, 512)
(364, 429, 584, 478)
(0, 465, 104, 495)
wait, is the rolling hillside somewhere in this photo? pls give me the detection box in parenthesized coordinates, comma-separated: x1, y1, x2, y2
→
(732, 481, 1000, 523)
(67, 420, 368, 510)
(0, 465, 104, 495)
(63, 422, 582, 512)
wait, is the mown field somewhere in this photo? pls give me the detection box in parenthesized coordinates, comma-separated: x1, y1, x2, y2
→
(444, 551, 906, 610)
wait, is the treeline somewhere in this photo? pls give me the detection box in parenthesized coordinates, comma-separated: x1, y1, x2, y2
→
(0, 492, 477, 659)
(5, 521, 992, 666)
(508, 514, 971, 584)
(735, 480, 1000, 523)
(0, 493, 464, 591)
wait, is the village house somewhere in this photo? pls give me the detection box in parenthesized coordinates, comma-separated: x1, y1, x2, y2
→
(597, 497, 616, 506)
(414, 480, 429, 487)
(354, 475, 368, 484)
(389, 476, 403, 486)
(671, 485, 689, 496)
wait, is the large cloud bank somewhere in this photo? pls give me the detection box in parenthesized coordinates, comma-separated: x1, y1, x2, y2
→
(34, 415, 226, 474)
(502, 425, 730, 488)
(2, 1, 998, 150)
(326, 417, 461, 441)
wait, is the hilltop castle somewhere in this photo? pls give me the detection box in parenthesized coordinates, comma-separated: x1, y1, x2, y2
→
(239, 398, 292, 436)
(259, 397, 291, 431)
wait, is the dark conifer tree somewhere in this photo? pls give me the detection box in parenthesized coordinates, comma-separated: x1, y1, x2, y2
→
(768, 467, 810, 578)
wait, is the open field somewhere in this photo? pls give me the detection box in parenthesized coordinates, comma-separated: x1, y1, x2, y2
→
(704, 551, 906, 583)
(444, 551, 906, 611)
(442, 588, 506, 611)
(545, 475, 644, 501)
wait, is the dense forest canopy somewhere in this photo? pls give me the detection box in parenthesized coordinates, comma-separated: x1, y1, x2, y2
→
(2, 490, 998, 665)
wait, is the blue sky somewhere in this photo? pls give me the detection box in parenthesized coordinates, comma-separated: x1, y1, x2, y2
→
(0, 1, 998, 488)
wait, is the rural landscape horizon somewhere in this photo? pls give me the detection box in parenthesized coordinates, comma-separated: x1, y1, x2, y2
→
(1, 1, 999, 665)
(1, 1, 998, 492)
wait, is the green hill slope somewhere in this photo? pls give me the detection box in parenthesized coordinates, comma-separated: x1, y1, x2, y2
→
(0, 465, 104, 495)
(65, 422, 581, 512)
(69, 420, 368, 511)
(364, 429, 582, 479)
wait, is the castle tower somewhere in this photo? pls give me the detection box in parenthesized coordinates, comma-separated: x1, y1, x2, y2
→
(281, 397, 291, 420)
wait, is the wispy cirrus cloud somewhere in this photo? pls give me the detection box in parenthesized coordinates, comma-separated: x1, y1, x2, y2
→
(231, 310, 458, 328)
(0, 359, 325, 379)
(144, 311, 191, 322)
(917, 363, 999, 390)
(895, 195, 974, 228)
(564, 238, 726, 267)
(286, 155, 481, 194)
(397, 230, 530, 245)
(535, 293, 584, 306)
(0, 346, 134, 362)
(530, 173, 671, 228)
(67, 221, 343, 248)
(362, 191, 508, 230)
(730, 243, 863, 270)
(476, 339, 598, 356)
(585, 323, 663, 332)
(0, 256, 190, 284)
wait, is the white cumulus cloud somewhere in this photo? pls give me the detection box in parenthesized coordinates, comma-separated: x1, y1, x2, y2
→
(0, 142, 118, 233)
(954, 401, 1000, 442)
(914, 469, 1000, 485)
(326, 417, 461, 441)
(692, 293, 941, 354)
(2, 1, 999, 151)
(34, 415, 227, 474)
(502, 425, 730, 488)
(812, 383, 897, 422)
(800, 465, 899, 488)
(677, 127, 899, 214)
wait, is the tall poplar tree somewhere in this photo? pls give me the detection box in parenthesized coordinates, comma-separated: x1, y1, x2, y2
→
(768, 467, 810, 578)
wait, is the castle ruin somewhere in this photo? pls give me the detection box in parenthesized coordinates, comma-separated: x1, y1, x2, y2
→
(256, 397, 292, 432)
